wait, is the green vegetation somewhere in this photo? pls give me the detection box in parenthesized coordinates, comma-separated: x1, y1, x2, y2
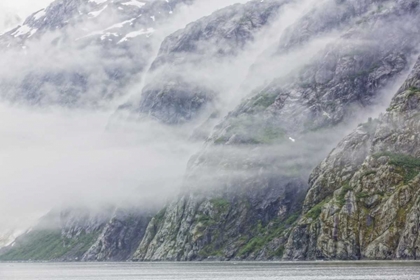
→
(373, 152, 420, 183)
(284, 213, 300, 225)
(396, 208, 408, 228)
(361, 170, 377, 178)
(356, 192, 369, 200)
(196, 212, 226, 259)
(238, 212, 300, 258)
(251, 92, 278, 109)
(337, 183, 353, 207)
(210, 198, 230, 212)
(0, 229, 99, 261)
(197, 214, 214, 227)
(199, 245, 224, 258)
(407, 86, 420, 98)
(239, 236, 267, 256)
(154, 207, 167, 224)
(196, 198, 230, 229)
(306, 200, 327, 219)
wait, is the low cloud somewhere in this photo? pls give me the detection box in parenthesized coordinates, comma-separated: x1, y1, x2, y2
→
(0, 104, 200, 231)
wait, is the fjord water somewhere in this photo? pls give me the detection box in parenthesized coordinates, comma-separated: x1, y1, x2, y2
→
(1, 262, 420, 280)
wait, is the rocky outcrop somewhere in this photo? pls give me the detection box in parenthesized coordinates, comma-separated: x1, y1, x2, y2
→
(133, 177, 306, 261)
(284, 55, 420, 260)
(82, 208, 152, 261)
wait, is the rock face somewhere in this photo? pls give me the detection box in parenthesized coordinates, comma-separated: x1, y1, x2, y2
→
(82, 208, 152, 261)
(284, 56, 420, 260)
(121, 0, 291, 124)
(133, 178, 306, 261)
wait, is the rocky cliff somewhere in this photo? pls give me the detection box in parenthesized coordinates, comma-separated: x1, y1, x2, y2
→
(284, 55, 420, 261)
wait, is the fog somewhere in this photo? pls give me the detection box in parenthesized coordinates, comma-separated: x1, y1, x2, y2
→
(0, 0, 52, 31)
(0, 0, 418, 235)
(0, 103, 202, 230)
(0, 0, 275, 232)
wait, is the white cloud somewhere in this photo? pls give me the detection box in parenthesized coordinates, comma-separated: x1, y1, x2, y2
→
(0, 0, 53, 33)
(0, 0, 53, 19)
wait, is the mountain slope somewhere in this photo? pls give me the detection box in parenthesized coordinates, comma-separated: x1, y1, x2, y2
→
(0, 207, 153, 262)
(133, 0, 420, 261)
(285, 55, 420, 260)
(119, 0, 293, 125)
(0, 0, 193, 107)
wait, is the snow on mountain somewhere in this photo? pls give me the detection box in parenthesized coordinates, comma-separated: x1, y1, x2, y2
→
(0, 0, 191, 108)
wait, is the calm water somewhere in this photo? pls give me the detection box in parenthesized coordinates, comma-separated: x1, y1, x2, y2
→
(1, 262, 420, 280)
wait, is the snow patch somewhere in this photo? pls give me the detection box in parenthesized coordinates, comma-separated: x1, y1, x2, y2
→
(101, 32, 119, 40)
(89, 0, 108, 4)
(11, 25, 32, 37)
(33, 9, 46, 21)
(76, 19, 135, 40)
(117, 27, 155, 43)
(89, 5, 108, 18)
(121, 0, 146, 9)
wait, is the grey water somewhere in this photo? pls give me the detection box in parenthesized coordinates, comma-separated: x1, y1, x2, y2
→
(1, 262, 420, 280)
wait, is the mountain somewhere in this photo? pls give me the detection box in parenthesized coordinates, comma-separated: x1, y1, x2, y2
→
(284, 55, 420, 261)
(132, 0, 420, 261)
(119, 0, 293, 125)
(2, 0, 420, 262)
(0, 0, 193, 107)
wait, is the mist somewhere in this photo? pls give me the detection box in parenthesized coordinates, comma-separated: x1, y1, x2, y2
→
(0, 0, 418, 238)
(0, 0, 268, 232)
(0, 0, 53, 31)
(0, 103, 202, 231)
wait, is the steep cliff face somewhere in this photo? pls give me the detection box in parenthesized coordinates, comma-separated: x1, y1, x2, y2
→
(82, 208, 152, 261)
(121, 0, 292, 124)
(284, 56, 420, 260)
(133, 178, 306, 261)
(133, 0, 420, 261)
